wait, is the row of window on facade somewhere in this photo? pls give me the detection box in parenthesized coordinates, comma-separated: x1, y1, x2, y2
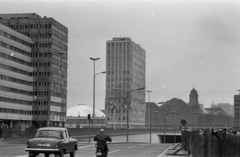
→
(0, 67, 66, 87)
(12, 24, 67, 42)
(107, 117, 126, 121)
(0, 51, 31, 66)
(108, 42, 130, 47)
(0, 74, 32, 86)
(7, 18, 68, 33)
(0, 40, 31, 57)
(0, 63, 31, 76)
(0, 96, 66, 107)
(0, 30, 31, 47)
(0, 85, 65, 98)
(108, 43, 145, 55)
(0, 54, 66, 77)
(32, 39, 67, 51)
(1, 28, 67, 56)
(0, 107, 39, 115)
(107, 70, 130, 74)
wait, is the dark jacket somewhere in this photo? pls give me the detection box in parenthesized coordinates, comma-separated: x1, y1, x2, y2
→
(94, 133, 112, 146)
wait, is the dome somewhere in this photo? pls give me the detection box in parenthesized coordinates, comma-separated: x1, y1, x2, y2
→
(67, 104, 105, 117)
(190, 88, 198, 95)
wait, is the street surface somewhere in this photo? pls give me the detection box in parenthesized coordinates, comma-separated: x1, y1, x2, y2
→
(0, 142, 173, 157)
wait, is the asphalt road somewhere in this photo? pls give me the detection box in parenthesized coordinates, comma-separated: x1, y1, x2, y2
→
(0, 142, 173, 157)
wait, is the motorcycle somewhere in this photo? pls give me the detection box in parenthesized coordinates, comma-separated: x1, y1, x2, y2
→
(95, 144, 107, 157)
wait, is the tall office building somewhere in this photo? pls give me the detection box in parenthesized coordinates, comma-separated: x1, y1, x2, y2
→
(0, 23, 33, 129)
(0, 13, 68, 128)
(234, 91, 240, 129)
(105, 37, 146, 129)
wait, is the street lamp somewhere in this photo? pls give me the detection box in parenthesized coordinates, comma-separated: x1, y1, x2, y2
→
(89, 57, 100, 127)
(147, 91, 152, 102)
(149, 102, 165, 144)
(112, 86, 145, 142)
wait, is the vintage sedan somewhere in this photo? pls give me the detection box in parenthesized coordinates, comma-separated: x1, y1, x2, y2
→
(25, 127, 78, 157)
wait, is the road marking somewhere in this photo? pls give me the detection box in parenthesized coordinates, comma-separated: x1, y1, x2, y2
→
(78, 145, 94, 149)
(127, 145, 135, 148)
(158, 145, 172, 157)
(109, 150, 119, 154)
(0, 146, 25, 149)
(15, 155, 28, 157)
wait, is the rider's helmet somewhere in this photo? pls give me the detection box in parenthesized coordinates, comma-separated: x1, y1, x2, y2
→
(100, 128, 104, 133)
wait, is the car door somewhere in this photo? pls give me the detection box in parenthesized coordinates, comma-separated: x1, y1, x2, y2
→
(65, 130, 74, 152)
(62, 130, 70, 152)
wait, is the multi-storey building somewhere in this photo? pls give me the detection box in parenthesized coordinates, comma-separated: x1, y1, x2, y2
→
(211, 103, 234, 117)
(0, 23, 33, 129)
(0, 13, 68, 128)
(105, 37, 145, 129)
(234, 91, 240, 129)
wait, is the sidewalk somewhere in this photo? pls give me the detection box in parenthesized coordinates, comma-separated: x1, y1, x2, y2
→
(162, 143, 190, 157)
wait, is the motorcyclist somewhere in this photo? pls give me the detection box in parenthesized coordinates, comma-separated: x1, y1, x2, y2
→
(94, 128, 112, 156)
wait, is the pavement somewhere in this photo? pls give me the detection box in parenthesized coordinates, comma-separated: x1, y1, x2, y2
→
(163, 143, 190, 157)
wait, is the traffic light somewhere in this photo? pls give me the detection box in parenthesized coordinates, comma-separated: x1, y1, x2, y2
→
(87, 114, 91, 120)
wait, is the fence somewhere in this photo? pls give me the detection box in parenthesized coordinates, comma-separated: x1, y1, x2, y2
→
(1, 128, 162, 142)
(181, 129, 240, 157)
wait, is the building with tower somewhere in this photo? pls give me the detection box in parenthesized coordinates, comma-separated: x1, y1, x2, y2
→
(0, 13, 68, 128)
(105, 37, 146, 129)
(148, 88, 233, 129)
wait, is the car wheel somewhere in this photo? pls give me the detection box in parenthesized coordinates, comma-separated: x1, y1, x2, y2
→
(44, 153, 49, 157)
(28, 152, 36, 157)
(70, 150, 75, 157)
(55, 150, 64, 157)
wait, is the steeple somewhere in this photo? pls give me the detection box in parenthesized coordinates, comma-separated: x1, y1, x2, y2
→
(189, 88, 199, 105)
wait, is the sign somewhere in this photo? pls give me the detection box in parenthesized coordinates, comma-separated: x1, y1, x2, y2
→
(181, 119, 187, 126)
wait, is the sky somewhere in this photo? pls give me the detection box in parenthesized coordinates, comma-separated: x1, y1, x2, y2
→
(1, 0, 240, 109)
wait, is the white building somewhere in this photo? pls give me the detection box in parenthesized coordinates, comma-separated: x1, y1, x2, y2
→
(0, 23, 34, 130)
(105, 37, 146, 129)
(65, 104, 106, 128)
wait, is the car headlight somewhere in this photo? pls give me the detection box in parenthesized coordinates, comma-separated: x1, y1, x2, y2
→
(26, 141, 30, 148)
(55, 141, 60, 148)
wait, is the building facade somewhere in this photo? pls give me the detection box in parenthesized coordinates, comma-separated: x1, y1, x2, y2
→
(234, 92, 240, 129)
(0, 13, 68, 128)
(150, 88, 234, 130)
(105, 37, 145, 129)
(0, 23, 34, 129)
(211, 103, 234, 117)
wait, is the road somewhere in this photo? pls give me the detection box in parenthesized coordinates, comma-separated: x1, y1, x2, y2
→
(0, 142, 173, 157)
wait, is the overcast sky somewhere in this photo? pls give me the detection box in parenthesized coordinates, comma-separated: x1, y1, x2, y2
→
(1, 0, 240, 109)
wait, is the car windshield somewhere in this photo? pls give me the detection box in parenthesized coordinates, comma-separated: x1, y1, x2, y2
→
(35, 130, 61, 138)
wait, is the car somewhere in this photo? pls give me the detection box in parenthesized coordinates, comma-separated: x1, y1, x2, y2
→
(25, 127, 78, 157)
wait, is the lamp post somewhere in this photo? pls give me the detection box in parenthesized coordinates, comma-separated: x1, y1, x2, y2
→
(147, 91, 152, 130)
(89, 57, 100, 127)
(78, 112, 80, 128)
(149, 102, 164, 144)
(147, 91, 152, 102)
(112, 86, 145, 142)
